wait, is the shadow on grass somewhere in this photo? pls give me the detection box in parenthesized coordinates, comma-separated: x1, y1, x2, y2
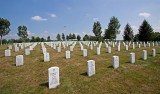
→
(39, 82, 48, 88)
(12, 64, 16, 66)
(40, 59, 44, 62)
(125, 61, 130, 63)
(80, 72, 88, 76)
(107, 65, 113, 68)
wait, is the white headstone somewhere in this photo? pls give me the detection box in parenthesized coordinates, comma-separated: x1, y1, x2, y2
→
(112, 56, 119, 69)
(142, 50, 147, 60)
(152, 49, 156, 57)
(143, 43, 146, 47)
(152, 42, 154, 46)
(108, 46, 111, 53)
(126, 45, 128, 51)
(66, 51, 70, 59)
(132, 43, 135, 49)
(138, 44, 141, 48)
(148, 43, 150, 47)
(15, 47, 19, 52)
(97, 47, 100, 55)
(25, 49, 30, 55)
(57, 47, 61, 52)
(30, 46, 33, 51)
(81, 46, 84, 51)
(48, 67, 60, 89)
(117, 45, 120, 51)
(8, 45, 12, 49)
(16, 55, 24, 66)
(5, 49, 11, 56)
(44, 52, 50, 62)
(70, 46, 73, 51)
(130, 53, 135, 64)
(42, 48, 46, 54)
(87, 60, 95, 76)
(83, 49, 87, 57)
(90, 45, 93, 50)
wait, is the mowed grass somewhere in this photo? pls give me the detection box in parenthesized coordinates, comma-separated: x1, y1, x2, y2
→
(0, 42, 160, 94)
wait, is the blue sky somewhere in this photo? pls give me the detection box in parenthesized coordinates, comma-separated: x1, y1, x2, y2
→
(0, 0, 160, 40)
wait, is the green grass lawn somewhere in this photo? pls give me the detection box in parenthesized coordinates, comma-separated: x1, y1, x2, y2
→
(0, 42, 160, 94)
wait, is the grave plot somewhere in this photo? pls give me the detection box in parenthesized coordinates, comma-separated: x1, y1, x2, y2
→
(0, 41, 160, 94)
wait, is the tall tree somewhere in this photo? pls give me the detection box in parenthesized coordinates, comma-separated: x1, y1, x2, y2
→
(66, 35, 69, 41)
(41, 37, 45, 42)
(62, 33, 65, 41)
(83, 34, 90, 41)
(77, 35, 81, 41)
(73, 33, 76, 39)
(31, 36, 35, 42)
(69, 33, 72, 39)
(0, 18, 11, 45)
(123, 23, 134, 41)
(17, 25, 28, 42)
(47, 36, 50, 41)
(56, 34, 61, 41)
(138, 19, 153, 42)
(35, 37, 40, 42)
(104, 16, 120, 40)
(92, 21, 102, 41)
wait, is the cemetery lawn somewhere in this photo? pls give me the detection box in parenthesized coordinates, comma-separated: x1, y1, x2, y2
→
(0, 43, 160, 94)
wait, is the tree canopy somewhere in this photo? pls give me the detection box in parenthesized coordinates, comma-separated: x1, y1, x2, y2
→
(0, 18, 11, 45)
(104, 16, 120, 40)
(92, 21, 102, 41)
(138, 19, 153, 42)
(123, 23, 134, 41)
(17, 25, 28, 39)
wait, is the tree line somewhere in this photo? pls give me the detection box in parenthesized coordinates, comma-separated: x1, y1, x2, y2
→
(0, 16, 159, 45)
(92, 16, 157, 42)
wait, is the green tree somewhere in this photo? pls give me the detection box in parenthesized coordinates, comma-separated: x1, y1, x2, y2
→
(31, 36, 35, 42)
(73, 33, 76, 39)
(92, 21, 102, 41)
(47, 36, 50, 41)
(0, 18, 11, 45)
(2, 39, 7, 44)
(41, 37, 45, 42)
(66, 35, 69, 41)
(83, 34, 90, 41)
(138, 19, 153, 42)
(56, 34, 61, 41)
(151, 32, 160, 41)
(62, 33, 65, 41)
(123, 23, 134, 41)
(133, 34, 139, 42)
(77, 35, 81, 41)
(17, 25, 28, 42)
(35, 37, 40, 42)
(69, 33, 72, 39)
(104, 16, 120, 40)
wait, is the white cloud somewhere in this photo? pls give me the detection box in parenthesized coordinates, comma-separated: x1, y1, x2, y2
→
(50, 14, 57, 18)
(31, 16, 47, 21)
(139, 12, 151, 18)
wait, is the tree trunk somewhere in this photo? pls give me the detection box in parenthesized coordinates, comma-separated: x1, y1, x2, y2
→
(0, 35, 2, 46)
